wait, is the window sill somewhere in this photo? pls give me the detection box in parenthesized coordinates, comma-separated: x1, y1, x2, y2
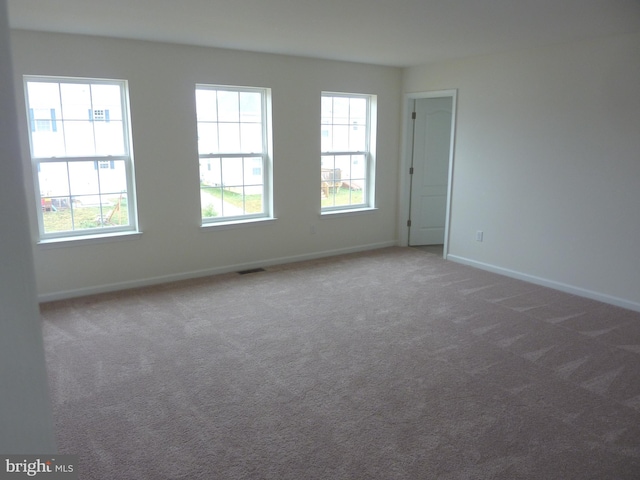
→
(37, 230, 143, 249)
(320, 207, 378, 217)
(200, 217, 277, 231)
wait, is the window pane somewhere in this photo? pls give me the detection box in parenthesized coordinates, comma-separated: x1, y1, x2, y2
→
(321, 155, 335, 170)
(94, 121, 125, 156)
(196, 89, 217, 122)
(324, 153, 364, 208)
(28, 83, 62, 157)
(333, 97, 349, 124)
(221, 157, 243, 188)
(349, 126, 366, 152)
(39, 162, 70, 197)
(28, 83, 62, 122)
(200, 158, 221, 187)
(27, 82, 61, 109)
(321, 156, 338, 206)
(332, 125, 349, 151)
(63, 121, 95, 156)
(31, 123, 65, 158)
(244, 186, 263, 214)
(91, 84, 123, 121)
(200, 186, 221, 218)
(321, 96, 333, 124)
(42, 204, 73, 233)
(350, 155, 366, 186)
(217, 91, 239, 122)
(45, 198, 113, 232)
(218, 123, 241, 153)
(321, 127, 331, 152)
(96, 193, 128, 227)
(68, 161, 99, 197)
(60, 83, 92, 120)
(197, 122, 219, 155)
(334, 155, 350, 181)
(98, 160, 128, 194)
(73, 206, 102, 231)
(32, 107, 58, 122)
(239, 91, 261, 123)
(349, 98, 367, 126)
(243, 157, 263, 186)
(333, 191, 351, 207)
(240, 123, 262, 153)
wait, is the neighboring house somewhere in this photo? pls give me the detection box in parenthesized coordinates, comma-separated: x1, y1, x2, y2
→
(199, 157, 263, 195)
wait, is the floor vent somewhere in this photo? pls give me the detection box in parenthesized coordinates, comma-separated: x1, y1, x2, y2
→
(237, 267, 266, 275)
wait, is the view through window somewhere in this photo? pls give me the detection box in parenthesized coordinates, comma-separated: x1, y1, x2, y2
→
(196, 85, 271, 223)
(24, 77, 136, 238)
(321, 93, 374, 211)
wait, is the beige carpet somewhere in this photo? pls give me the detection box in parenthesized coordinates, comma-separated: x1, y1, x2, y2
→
(41, 247, 640, 479)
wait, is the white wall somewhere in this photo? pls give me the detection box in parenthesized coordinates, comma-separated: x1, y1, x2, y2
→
(10, 30, 402, 300)
(0, 3, 56, 452)
(404, 32, 640, 310)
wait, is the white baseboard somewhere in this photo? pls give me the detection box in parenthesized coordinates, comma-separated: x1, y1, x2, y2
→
(447, 254, 640, 313)
(38, 241, 397, 302)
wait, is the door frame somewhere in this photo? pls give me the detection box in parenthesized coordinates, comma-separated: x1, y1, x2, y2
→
(398, 90, 457, 258)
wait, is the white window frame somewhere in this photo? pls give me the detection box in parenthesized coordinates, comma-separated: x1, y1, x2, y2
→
(24, 75, 138, 241)
(196, 84, 273, 225)
(321, 92, 377, 213)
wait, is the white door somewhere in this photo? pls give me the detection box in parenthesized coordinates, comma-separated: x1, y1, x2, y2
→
(408, 96, 453, 246)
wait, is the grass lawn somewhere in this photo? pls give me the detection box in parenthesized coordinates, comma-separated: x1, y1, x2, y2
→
(43, 204, 128, 233)
(321, 187, 363, 208)
(202, 185, 361, 214)
(201, 186, 263, 215)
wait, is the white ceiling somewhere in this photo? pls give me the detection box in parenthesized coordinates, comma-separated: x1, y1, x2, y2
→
(7, 0, 640, 67)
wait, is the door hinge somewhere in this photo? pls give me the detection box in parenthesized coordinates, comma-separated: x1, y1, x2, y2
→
(407, 219, 412, 227)
(411, 111, 416, 120)
(409, 167, 414, 175)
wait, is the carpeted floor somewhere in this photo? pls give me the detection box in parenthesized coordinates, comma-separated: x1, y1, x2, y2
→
(40, 247, 640, 479)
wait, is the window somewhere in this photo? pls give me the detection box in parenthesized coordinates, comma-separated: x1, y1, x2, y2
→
(195, 85, 272, 224)
(24, 76, 137, 239)
(321, 93, 376, 211)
